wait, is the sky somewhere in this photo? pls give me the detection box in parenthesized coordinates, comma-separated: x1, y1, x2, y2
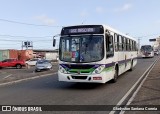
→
(0, 0, 160, 50)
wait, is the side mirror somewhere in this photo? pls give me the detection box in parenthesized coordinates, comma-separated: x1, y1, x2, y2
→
(53, 39, 56, 47)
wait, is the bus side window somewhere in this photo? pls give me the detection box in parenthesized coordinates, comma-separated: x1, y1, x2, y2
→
(126, 38, 128, 51)
(106, 34, 114, 58)
(114, 33, 118, 51)
(119, 35, 122, 51)
(122, 37, 126, 51)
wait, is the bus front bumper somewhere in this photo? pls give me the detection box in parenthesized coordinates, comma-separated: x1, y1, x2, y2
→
(58, 71, 109, 83)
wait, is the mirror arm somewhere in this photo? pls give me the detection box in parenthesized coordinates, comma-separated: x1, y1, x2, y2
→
(53, 34, 60, 47)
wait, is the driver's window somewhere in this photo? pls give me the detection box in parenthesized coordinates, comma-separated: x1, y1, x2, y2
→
(106, 34, 114, 58)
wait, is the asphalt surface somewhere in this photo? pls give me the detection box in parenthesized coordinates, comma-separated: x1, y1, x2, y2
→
(0, 56, 158, 114)
(0, 63, 58, 84)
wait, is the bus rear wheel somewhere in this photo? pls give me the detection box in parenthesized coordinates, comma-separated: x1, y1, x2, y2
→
(129, 60, 133, 71)
(112, 67, 118, 83)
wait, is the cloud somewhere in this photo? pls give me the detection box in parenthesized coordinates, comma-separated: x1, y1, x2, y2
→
(115, 3, 132, 12)
(34, 15, 56, 25)
(155, 20, 160, 24)
(122, 4, 132, 11)
(96, 7, 105, 14)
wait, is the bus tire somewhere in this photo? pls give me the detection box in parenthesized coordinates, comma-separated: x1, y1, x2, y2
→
(112, 66, 118, 83)
(129, 60, 133, 71)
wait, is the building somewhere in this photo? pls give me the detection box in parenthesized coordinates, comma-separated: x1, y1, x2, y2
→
(33, 49, 58, 61)
(153, 37, 160, 51)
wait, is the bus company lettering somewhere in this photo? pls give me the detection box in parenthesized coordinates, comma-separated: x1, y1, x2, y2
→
(12, 106, 42, 111)
(12, 106, 27, 111)
(28, 107, 42, 111)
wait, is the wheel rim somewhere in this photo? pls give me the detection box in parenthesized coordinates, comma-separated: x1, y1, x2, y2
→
(17, 65, 21, 68)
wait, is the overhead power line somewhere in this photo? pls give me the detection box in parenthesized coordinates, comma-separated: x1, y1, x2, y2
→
(135, 33, 160, 38)
(0, 39, 22, 42)
(1, 33, 159, 39)
(0, 37, 54, 42)
(0, 32, 159, 42)
(0, 34, 53, 39)
(0, 18, 63, 27)
(0, 43, 21, 45)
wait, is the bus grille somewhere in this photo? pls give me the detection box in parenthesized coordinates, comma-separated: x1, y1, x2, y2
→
(71, 76, 88, 80)
(69, 70, 91, 74)
(64, 64, 95, 69)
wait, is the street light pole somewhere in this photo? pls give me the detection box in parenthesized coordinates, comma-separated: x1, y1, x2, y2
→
(138, 38, 141, 50)
(138, 38, 141, 55)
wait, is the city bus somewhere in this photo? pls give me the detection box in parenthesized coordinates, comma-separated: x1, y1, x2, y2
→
(140, 45, 154, 58)
(54, 25, 138, 83)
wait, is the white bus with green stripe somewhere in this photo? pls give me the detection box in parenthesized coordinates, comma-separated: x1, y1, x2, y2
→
(54, 25, 138, 83)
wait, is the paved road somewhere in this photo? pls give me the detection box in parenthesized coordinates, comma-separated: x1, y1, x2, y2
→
(0, 64, 58, 84)
(126, 56, 160, 114)
(0, 57, 158, 114)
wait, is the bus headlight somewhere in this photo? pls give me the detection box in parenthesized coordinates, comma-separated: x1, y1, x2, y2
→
(92, 65, 105, 74)
(59, 66, 68, 74)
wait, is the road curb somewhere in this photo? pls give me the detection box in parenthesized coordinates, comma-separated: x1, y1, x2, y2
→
(109, 57, 160, 114)
(0, 72, 57, 86)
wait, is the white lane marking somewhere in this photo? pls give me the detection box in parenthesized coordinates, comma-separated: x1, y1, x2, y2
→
(0, 72, 57, 86)
(3, 74, 12, 79)
(120, 57, 159, 114)
(109, 57, 159, 114)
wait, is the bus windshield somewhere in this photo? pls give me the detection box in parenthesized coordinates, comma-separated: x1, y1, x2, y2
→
(59, 35, 104, 63)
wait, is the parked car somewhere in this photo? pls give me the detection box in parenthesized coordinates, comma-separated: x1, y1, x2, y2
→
(0, 59, 25, 69)
(25, 58, 40, 66)
(35, 60, 52, 72)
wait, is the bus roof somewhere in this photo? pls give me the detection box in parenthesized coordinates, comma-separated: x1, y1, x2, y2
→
(61, 24, 137, 41)
(102, 24, 137, 41)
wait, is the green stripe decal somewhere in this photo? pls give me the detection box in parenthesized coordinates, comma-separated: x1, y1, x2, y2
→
(69, 68, 95, 73)
(67, 60, 133, 74)
(102, 67, 114, 72)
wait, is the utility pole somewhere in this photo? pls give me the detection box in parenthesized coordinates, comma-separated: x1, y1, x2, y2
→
(138, 38, 141, 55)
(138, 38, 141, 50)
(81, 20, 86, 25)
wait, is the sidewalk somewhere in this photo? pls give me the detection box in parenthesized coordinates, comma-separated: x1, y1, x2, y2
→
(127, 57, 160, 114)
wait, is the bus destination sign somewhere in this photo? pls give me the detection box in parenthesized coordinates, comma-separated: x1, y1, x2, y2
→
(69, 28, 95, 33)
(61, 25, 104, 35)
